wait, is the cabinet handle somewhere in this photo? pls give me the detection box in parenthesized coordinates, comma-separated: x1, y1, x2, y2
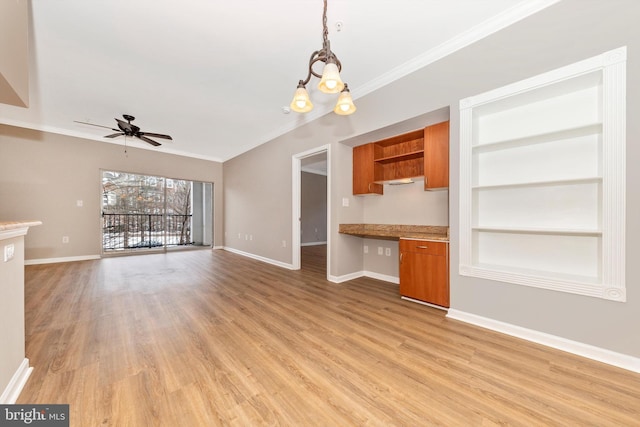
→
(368, 183, 371, 192)
(416, 245, 429, 249)
(400, 252, 403, 263)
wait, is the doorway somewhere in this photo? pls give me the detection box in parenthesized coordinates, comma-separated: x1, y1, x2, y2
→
(292, 145, 331, 278)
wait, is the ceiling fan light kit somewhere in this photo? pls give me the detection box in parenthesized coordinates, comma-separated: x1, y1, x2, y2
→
(289, 0, 356, 115)
(74, 114, 172, 147)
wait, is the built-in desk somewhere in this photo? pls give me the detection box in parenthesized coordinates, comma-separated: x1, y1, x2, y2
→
(339, 223, 449, 309)
(338, 224, 449, 241)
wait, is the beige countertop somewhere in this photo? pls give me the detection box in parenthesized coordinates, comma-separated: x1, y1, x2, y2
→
(339, 224, 449, 241)
(0, 220, 42, 231)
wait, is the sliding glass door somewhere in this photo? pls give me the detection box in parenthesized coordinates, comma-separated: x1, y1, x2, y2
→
(101, 170, 212, 253)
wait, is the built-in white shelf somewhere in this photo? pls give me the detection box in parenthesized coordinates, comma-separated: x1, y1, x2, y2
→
(469, 263, 603, 287)
(472, 176, 601, 190)
(472, 123, 603, 153)
(471, 226, 602, 236)
(459, 46, 627, 302)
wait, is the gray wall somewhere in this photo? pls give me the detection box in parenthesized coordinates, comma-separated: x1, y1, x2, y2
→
(0, 125, 224, 259)
(223, 0, 640, 358)
(301, 171, 327, 245)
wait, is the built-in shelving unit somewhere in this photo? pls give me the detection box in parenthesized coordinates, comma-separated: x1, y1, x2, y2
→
(459, 47, 626, 301)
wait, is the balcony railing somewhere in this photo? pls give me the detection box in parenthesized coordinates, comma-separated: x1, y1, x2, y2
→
(102, 213, 193, 251)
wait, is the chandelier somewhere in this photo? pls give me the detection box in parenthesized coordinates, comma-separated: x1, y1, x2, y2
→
(289, 0, 356, 115)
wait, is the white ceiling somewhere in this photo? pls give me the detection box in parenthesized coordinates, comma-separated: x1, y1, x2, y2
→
(1, 0, 558, 162)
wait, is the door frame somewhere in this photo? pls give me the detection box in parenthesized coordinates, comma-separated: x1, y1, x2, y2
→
(292, 144, 331, 278)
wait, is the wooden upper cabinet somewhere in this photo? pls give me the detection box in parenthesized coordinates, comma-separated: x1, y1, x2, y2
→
(352, 120, 449, 195)
(353, 143, 383, 195)
(424, 120, 449, 190)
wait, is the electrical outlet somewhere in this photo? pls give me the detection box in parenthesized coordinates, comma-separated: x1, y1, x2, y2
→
(385, 248, 391, 256)
(3, 244, 15, 262)
(76, 200, 83, 207)
(363, 245, 368, 254)
(245, 234, 249, 240)
(250, 235, 253, 241)
(62, 236, 69, 244)
(377, 247, 383, 255)
(282, 240, 287, 247)
(342, 197, 349, 207)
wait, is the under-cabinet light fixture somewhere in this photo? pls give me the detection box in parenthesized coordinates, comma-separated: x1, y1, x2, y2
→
(388, 178, 415, 185)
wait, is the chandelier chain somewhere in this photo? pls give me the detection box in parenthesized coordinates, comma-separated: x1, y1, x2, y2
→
(322, 0, 329, 45)
(290, 0, 356, 115)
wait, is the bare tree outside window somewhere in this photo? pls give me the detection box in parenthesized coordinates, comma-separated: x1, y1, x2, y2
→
(101, 171, 195, 252)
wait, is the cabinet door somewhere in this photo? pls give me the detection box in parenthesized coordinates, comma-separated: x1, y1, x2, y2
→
(353, 143, 383, 195)
(424, 121, 449, 190)
(399, 241, 449, 307)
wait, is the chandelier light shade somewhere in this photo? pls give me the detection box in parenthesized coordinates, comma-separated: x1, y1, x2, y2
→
(290, 83, 313, 112)
(290, 0, 356, 115)
(333, 84, 356, 115)
(318, 60, 344, 94)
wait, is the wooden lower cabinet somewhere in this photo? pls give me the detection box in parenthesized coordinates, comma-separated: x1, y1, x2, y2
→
(399, 239, 449, 308)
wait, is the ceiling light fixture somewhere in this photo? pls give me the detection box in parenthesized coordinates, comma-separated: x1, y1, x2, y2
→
(290, 0, 356, 116)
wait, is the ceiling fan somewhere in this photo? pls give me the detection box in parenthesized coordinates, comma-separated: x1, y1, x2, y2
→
(74, 114, 172, 146)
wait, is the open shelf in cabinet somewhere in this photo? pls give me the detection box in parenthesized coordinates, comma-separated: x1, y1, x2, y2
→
(374, 150, 424, 164)
(372, 130, 425, 182)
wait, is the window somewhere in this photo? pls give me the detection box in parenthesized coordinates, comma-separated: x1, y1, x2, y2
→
(459, 47, 626, 301)
(101, 171, 213, 252)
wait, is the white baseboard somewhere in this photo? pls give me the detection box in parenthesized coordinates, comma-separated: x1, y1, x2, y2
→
(447, 309, 640, 374)
(222, 247, 295, 270)
(364, 271, 399, 284)
(328, 271, 363, 283)
(401, 296, 448, 311)
(328, 270, 399, 284)
(0, 359, 32, 404)
(301, 241, 327, 247)
(25, 255, 101, 265)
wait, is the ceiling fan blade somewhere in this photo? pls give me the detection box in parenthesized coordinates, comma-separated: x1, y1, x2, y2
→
(74, 120, 118, 131)
(138, 135, 162, 147)
(139, 132, 173, 140)
(104, 133, 124, 138)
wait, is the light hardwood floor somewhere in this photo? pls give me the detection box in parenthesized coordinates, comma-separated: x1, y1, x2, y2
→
(19, 246, 640, 426)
